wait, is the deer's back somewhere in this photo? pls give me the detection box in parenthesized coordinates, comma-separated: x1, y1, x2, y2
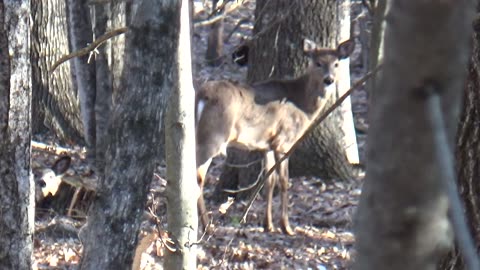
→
(197, 80, 313, 153)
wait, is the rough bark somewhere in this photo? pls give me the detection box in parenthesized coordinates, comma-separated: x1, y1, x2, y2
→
(67, 0, 97, 166)
(165, 1, 197, 268)
(31, 0, 83, 142)
(215, 0, 353, 202)
(440, 10, 480, 270)
(78, 0, 177, 268)
(93, 3, 113, 173)
(366, 0, 388, 103)
(0, 1, 33, 268)
(354, 1, 475, 270)
(111, 1, 129, 97)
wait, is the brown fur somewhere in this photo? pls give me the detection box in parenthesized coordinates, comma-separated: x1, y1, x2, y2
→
(196, 39, 355, 234)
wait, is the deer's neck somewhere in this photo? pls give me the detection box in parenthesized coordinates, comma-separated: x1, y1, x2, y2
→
(283, 73, 323, 115)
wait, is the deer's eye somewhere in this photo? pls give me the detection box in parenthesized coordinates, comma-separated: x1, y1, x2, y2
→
(334, 63, 339, 68)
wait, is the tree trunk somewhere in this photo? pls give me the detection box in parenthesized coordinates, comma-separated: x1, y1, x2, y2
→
(93, 3, 113, 173)
(165, 1, 197, 268)
(31, 0, 84, 143)
(78, 0, 177, 268)
(215, 0, 353, 202)
(440, 9, 480, 270)
(354, 1, 475, 269)
(0, 1, 33, 268)
(366, 0, 388, 103)
(67, 0, 97, 167)
(337, 0, 359, 164)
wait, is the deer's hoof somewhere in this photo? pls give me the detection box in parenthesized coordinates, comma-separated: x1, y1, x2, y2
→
(281, 225, 295, 236)
(264, 223, 275, 233)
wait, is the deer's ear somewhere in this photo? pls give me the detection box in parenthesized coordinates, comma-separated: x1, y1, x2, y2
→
(52, 156, 71, 175)
(337, 39, 355, 59)
(303, 38, 318, 55)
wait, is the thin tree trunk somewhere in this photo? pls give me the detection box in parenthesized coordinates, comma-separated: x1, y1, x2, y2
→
(0, 1, 33, 268)
(164, 0, 197, 268)
(337, 0, 359, 164)
(67, 0, 97, 167)
(79, 1, 177, 268)
(366, 0, 388, 104)
(354, 1, 475, 269)
(93, 3, 113, 173)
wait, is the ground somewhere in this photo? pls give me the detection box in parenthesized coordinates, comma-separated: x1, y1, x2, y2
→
(33, 1, 371, 269)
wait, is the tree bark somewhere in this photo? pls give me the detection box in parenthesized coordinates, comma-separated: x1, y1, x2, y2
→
(440, 9, 480, 269)
(31, 0, 84, 143)
(93, 2, 113, 173)
(67, 0, 97, 167)
(0, 1, 33, 268)
(78, 0, 177, 268)
(215, 0, 353, 202)
(337, 0, 359, 164)
(354, 1, 475, 269)
(165, 1, 197, 268)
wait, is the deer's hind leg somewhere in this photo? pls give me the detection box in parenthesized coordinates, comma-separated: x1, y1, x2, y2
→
(277, 154, 294, 235)
(264, 151, 278, 232)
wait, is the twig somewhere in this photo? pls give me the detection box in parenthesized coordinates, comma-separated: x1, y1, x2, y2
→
(50, 27, 128, 73)
(240, 64, 383, 223)
(224, 157, 263, 168)
(193, 0, 248, 27)
(224, 18, 251, 43)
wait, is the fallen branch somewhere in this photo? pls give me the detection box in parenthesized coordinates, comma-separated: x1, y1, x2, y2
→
(32, 140, 85, 156)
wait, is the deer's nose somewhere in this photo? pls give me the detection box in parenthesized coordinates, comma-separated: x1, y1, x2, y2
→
(323, 76, 334, 86)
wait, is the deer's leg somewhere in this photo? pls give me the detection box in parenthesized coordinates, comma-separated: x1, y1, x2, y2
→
(264, 151, 277, 232)
(196, 99, 234, 229)
(197, 157, 212, 229)
(196, 135, 228, 229)
(278, 155, 294, 235)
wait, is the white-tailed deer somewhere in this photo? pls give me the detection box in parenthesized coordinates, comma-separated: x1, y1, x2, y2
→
(34, 156, 72, 204)
(196, 39, 354, 234)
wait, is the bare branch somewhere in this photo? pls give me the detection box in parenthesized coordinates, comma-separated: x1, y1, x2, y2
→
(49, 27, 128, 73)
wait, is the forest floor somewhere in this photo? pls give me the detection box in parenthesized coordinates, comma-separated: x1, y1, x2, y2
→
(33, 1, 370, 269)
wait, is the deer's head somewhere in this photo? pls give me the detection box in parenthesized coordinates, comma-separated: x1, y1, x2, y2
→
(303, 38, 355, 92)
(35, 156, 71, 203)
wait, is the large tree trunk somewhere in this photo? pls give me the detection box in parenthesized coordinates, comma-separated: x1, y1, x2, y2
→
(440, 10, 480, 270)
(214, 0, 353, 202)
(0, 1, 33, 268)
(78, 1, 177, 268)
(31, 0, 84, 143)
(354, 1, 475, 269)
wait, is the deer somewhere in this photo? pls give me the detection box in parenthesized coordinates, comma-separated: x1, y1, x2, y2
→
(34, 156, 72, 204)
(195, 38, 355, 235)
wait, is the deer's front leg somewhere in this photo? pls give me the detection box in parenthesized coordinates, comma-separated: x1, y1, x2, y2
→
(197, 162, 211, 229)
(264, 151, 276, 232)
(278, 157, 294, 235)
